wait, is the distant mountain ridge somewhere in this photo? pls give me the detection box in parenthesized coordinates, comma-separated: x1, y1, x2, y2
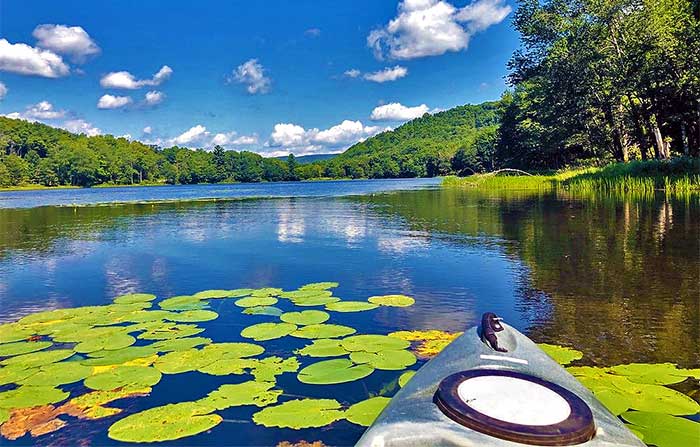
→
(275, 153, 337, 164)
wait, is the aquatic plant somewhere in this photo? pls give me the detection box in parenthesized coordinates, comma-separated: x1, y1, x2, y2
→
(295, 339, 349, 358)
(253, 399, 345, 429)
(349, 350, 416, 371)
(298, 359, 374, 385)
(389, 330, 462, 359)
(538, 343, 584, 365)
(84, 365, 162, 391)
(367, 295, 415, 307)
(235, 296, 279, 308)
(341, 335, 410, 353)
(398, 370, 415, 387)
(325, 301, 378, 312)
(291, 324, 356, 339)
(243, 306, 284, 316)
(280, 310, 330, 325)
(345, 397, 391, 427)
(241, 322, 297, 341)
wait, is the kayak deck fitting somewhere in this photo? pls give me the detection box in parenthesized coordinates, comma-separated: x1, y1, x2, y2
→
(357, 313, 645, 447)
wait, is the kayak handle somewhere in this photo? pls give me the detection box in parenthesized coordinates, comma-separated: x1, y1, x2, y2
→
(481, 312, 507, 352)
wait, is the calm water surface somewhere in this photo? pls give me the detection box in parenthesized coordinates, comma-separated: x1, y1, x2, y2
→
(0, 179, 698, 446)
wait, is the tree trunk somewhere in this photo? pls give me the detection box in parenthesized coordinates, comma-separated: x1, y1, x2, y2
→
(628, 97, 650, 160)
(604, 105, 626, 161)
(681, 123, 689, 156)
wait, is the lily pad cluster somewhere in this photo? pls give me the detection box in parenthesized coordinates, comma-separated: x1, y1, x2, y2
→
(388, 330, 462, 359)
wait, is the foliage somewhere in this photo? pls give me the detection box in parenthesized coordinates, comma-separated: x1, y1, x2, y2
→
(367, 295, 415, 307)
(291, 324, 356, 339)
(297, 359, 374, 385)
(252, 399, 345, 429)
(538, 344, 584, 366)
(388, 330, 462, 359)
(241, 322, 297, 341)
(622, 411, 700, 447)
(83, 366, 162, 391)
(325, 301, 378, 312)
(280, 310, 330, 326)
(341, 335, 410, 353)
(344, 397, 391, 427)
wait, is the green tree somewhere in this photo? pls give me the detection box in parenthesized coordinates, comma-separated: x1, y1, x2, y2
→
(286, 154, 299, 181)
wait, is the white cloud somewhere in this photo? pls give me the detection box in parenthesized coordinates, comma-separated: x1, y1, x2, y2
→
(19, 101, 67, 120)
(97, 94, 132, 109)
(211, 132, 258, 147)
(269, 123, 308, 148)
(314, 120, 384, 145)
(100, 65, 173, 89)
(363, 66, 408, 83)
(0, 82, 6, 100)
(62, 119, 101, 136)
(0, 38, 69, 78)
(144, 90, 165, 106)
(370, 102, 430, 121)
(143, 126, 153, 134)
(305, 28, 321, 37)
(172, 124, 208, 146)
(367, 0, 511, 60)
(32, 24, 100, 62)
(344, 69, 361, 78)
(230, 59, 271, 94)
(267, 120, 389, 155)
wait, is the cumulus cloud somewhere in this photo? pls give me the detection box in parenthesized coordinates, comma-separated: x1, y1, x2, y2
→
(143, 126, 153, 134)
(229, 59, 271, 94)
(61, 119, 101, 136)
(172, 124, 208, 146)
(32, 24, 100, 62)
(267, 120, 388, 155)
(0, 39, 70, 78)
(211, 132, 259, 147)
(144, 90, 165, 106)
(0, 82, 6, 100)
(100, 65, 173, 89)
(5, 101, 66, 121)
(305, 28, 321, 37)
(344, 69, 361, 78)
(370, 102, 430, 121)
(368, 0, 511, 60)
(97, 94, 132, 109)
(163, 125, 257, 149)
(363, 65, 408, 83)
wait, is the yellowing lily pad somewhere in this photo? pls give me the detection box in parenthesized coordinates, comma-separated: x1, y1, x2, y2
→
(202, 342, 265, 359)
(250, 288, 283, 297)
(0, 341, 52, 357)
(622, 411, 700, 447)
(281, 290, 333, 300)
(113, 293, 156, 304)
(235, 296, 279, 308)
(388, 330, 462, 359)
(341, 335, 410, 353)
(1, 349, 74, 369)
(345, 397, 391, 426)
(242, 306, 284, 317)
(0, 324, 34, 344)
(367, 295, 414, 307)
(241, 323, 297, 341)
(325, 301, 378, 313)
(19, 361, 92, 386)
(295, 339, 349, 358)
(150, 337, 212, 352)
(280, 311, 330, 326)
(538, 344, 583, 366)
(297, 359, 374, 385)
(0, 386, 69, 409)
(108, 401, 221, 442)
(291, 324, 356, 340)
(155, 349, 215, 374)
(84, 365, 162, 391)
(248, 356, 300, 382)
(82, 346, 158, 366)
(292, 296, 341, 307)
(349, 350, 416, 370)
(0, 366, 38, 386)
(198, 381, 281, 410)
(252, 399, 344, 429)
(138, 324, 204, 340)
(299, 282, 339, 291)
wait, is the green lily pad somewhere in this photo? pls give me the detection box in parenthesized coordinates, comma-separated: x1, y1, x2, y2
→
(610, 363, 697, 385)
(292, 296, 341, 307)
(398, 370, 416, 387)
(150, 337, 212, 352)
(349, 350, 416, 370)
(114, 293, 156, 304)
(280, 310, 330, 326)
(622, 411, 700, 447)
(252, 399, 344, 429)
(159, 296, 207, 311)
(0, 341, 52, 357)
(539, 344, 584, 366)
(299, 282, 339, 291)
(198, 358, 251, 376)
(0, 365, 38, 385)
(108, 401, 221, 442)
(250, 288, 283, 297)
(280, 290, 333, 300)
(345, 396, 391, 426)
(138, 324, 204, 340)
(0, 407, 9, 425)
(325, 301, 378, 313)
(19, 361, 93, 386)
(202, 342, 265, 359)
(155, 349, 215, 374)
(295, 339, 349, 358)
(0, 324, 34, 344)
(367, 295, 415, 307)
(75, 333, 136, 354)
(225, 288, 255, 298)
(1, 349, 74, 369)
(124, 310, 178, 323)
(0, 385, 69, 409)
(82, 346, 158, 366)
(84, 365, 162, 391)
(248, 356, 300, 381)
(193, 289, 237, 299)
(291, 324, 356, 340)
(242, 306, 284, 317)
(199, 381, 281, 410)
(235, 296, 279, 308)
(297, 358, 374, 385)
(166, 310, 219, 322)
(340, 335, 410, 353)
(241, 323, 297, 341)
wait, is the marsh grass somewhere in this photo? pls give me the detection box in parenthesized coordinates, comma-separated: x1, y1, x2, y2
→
(443, 158, 700, 197)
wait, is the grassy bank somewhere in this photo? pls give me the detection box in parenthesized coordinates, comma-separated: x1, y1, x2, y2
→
(443, 159, 700, 195)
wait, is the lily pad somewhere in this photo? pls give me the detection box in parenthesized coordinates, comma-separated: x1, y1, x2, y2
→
(538, 344, 583, 366)
(388, 330, 462, 359)
(20, 361, 92, 386)
(292, 296, 341, 307)
(345, 397, 391, 426)
(367, 295, 415, 307)
(1, 349, 74, 369)
(243, 306, 284, 317)
(235, 296, 279, 308)
(0, 386, 69, 409)
(0, 341, 52, 357)
(61, 386, 151, 420)
(622, 411, 700, 447)
(166, 310, 219, 323)
(241, 323, 297, 341)
(82, 346, 158, 366)
(199, 381, 281, 410)
(291, 324, 356, 340)
(298, 358, 374, 385)
(108, 401, 221, 442)
(225, 288, 255, 298)
(150, 337, 212, 352)
(193, 289, 237, 299)
(0, 324, 34, 344)
(281, 290, 333, 300)
(138, 324, 204, 340)
(113, 293, 156, 304)
(252, 399, 344, 429)
(0, 407, 8, 425)
(341, 335, 410, 353)
(248, 356, 300, 381)
(299, 282, 339, 291)
(159, 296, 207, 311)
(74, 333, 136, 354)
(202, 342, 265, 359)
(0, 366, 38, 386)
(198, 358, 251, 376)
(155, 349, 216, 374)
(250, 288, 283, 297)
(280, 310, 330, 326)
(295, 339, 349, 358)
(84, 365, 162, 391)
(609, 363, 698, 385)
(349, 350, 416, 370)
(325, 301, 378, 313)
(398, 370, 416, 387)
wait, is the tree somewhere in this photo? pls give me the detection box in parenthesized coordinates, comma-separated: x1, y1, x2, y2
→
(3, 154, 29, 185)
(286, 154, 299, 181)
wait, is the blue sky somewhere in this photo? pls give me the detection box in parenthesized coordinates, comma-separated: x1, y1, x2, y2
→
(0, 0, 519, 156)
